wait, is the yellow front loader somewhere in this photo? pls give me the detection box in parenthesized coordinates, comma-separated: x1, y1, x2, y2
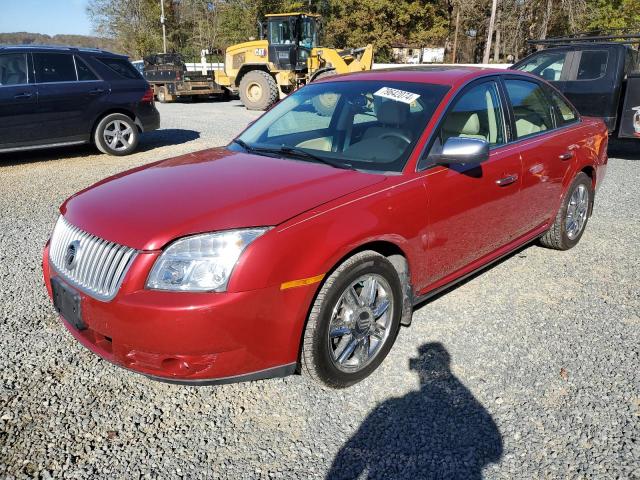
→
(214, 13, 373, 110)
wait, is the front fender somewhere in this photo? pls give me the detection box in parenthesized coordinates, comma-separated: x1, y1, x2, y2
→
(228, 177, 427, 295)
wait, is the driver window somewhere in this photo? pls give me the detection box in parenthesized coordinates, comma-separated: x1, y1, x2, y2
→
(422, 81, 504, 169)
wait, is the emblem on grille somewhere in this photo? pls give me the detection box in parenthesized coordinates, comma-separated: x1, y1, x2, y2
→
(64, 240, 81, 270)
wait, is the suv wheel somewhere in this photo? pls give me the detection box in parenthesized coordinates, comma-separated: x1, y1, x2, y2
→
(94, 113, 139, 156)
(302, 251, 403, 388)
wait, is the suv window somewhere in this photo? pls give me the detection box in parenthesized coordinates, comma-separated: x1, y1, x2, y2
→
(97, 57, 141, 79)
(576, 50, 608, 80)
(75, 56, 98, 81)
(505, 79, 554, 139)
(0, 53, 28, 86)
(33, 53, 77, 83)
(515, 50, 568, 81)
(547, 88, 577, 125)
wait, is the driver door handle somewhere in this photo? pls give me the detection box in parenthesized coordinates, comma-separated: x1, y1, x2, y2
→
(89, 88, 105, 95)
(496, 174, 518, 186)
(14, 92, 33, 99)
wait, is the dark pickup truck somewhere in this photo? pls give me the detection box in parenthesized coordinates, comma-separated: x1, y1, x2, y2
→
(142, 53, 225, 103)
(511, 34, 640, 139)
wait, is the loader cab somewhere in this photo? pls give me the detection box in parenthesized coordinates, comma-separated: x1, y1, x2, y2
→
(264, 13, 320, 71)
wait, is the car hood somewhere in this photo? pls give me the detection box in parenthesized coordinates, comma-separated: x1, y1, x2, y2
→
(61, 147, 386, 250)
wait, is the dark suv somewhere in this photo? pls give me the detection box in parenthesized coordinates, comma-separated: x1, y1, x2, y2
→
(0, 45, 160, 156)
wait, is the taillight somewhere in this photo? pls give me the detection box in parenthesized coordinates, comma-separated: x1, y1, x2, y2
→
(141, 86, 154, 104)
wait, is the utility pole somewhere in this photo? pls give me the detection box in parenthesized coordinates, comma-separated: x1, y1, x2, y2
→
(160, 0, 167, 54)
(483, 0, 498, 64)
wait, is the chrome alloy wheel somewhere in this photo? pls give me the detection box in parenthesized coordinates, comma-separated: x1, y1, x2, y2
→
(327, 274, 394, 373)
(566, 183, 589, 240)
(103, 120, 134, 152)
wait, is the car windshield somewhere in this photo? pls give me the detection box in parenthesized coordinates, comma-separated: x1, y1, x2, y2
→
(234, 80, 449, 173)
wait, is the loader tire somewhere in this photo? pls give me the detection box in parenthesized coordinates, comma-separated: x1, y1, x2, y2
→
(311, 70, 338, 116)
(239, 70, 279, 111)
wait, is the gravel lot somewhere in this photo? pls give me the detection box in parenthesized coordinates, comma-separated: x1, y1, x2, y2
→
(0, 100, 638, 479)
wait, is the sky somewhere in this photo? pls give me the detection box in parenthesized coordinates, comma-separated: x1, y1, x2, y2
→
(0, 0, 93, 36)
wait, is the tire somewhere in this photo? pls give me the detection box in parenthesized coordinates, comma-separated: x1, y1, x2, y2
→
(157, 86, 174, 103)
(539, 172, 593, 250)
(238, 70, 278, 111)
(302, 251, 403, 388)
(93, 113, 139, 156)
(311, 70, 337, 116)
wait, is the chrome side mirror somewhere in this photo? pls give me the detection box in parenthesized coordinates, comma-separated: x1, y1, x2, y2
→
(439, 137, 489, 164)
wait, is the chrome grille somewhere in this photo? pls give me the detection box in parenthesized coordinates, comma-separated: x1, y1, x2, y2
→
(49, 216, 137, 301)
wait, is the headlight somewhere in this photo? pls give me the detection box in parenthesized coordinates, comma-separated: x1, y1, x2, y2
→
(146, 228, 269, 292)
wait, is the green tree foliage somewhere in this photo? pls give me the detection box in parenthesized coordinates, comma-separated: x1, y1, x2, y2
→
(324, 0, 450, 62)
(4, 0, 635, 63)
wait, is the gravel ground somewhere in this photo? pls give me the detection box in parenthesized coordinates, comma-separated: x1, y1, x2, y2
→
(0, 101, 638, 479)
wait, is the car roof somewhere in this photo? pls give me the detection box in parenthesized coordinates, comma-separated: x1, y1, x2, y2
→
(0, 44, 126, 57)
(325, 66, 520, 87)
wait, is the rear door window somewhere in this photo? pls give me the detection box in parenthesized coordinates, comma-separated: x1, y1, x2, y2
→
(0, 53, 28, 86)
(75, 56, 99, 81)
(97, 57, 142, 79)
(33, 53, 77, 83)
(504, 79, 555, 139)
(575, 50, 608, 80)
(547, 88, 578, 126)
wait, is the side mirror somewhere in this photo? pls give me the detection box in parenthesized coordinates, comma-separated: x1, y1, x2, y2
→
(439, 137, 489, 164)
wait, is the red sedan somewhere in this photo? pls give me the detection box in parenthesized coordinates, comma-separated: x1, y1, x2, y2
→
(43, 68, 608, 388)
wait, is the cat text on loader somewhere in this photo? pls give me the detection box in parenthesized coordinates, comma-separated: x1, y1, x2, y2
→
(214, 13, 373, 111)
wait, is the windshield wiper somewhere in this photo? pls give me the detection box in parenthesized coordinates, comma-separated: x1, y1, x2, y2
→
(230, 138, 255, 152)
(232, 140, 354, 171)
(274, 145, 355, 171)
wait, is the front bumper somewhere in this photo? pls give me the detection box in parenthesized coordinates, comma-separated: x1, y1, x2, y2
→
(42, 243, 313, 384)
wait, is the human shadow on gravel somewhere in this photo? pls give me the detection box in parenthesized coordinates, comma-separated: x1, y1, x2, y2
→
(327, 343, 502, 480)
(0, 129, 200, 167)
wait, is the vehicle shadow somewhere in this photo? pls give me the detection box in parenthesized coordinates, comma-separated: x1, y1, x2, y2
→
(0, 129, 200, 167)
(326, 342, 503, 480)
(136, 128, 200, 152)
(608, 139, 640, 160)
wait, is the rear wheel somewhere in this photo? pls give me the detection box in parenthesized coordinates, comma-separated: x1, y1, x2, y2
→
(94, 113, 139, 156)
(540, 172, 593, 250)
(302, 251, 403, 388)
(157, 86, 174, 103)
(239, 70, 278, 111)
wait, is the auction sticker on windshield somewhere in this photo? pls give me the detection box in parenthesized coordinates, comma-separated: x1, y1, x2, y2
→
(374, 86, 421, 104)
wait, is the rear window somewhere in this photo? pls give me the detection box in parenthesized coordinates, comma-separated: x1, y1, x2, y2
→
(576, 50, 608, 80)
(547, 88, 578, 126)
(33, 53, 77, 83)
(97, 57, 141, 79)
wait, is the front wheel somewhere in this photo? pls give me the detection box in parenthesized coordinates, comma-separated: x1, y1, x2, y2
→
(302, 251, 403, 388)
(238, 70, 279, 111)
(540, 172, 593, 250)
(94, 113, 139, 156)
